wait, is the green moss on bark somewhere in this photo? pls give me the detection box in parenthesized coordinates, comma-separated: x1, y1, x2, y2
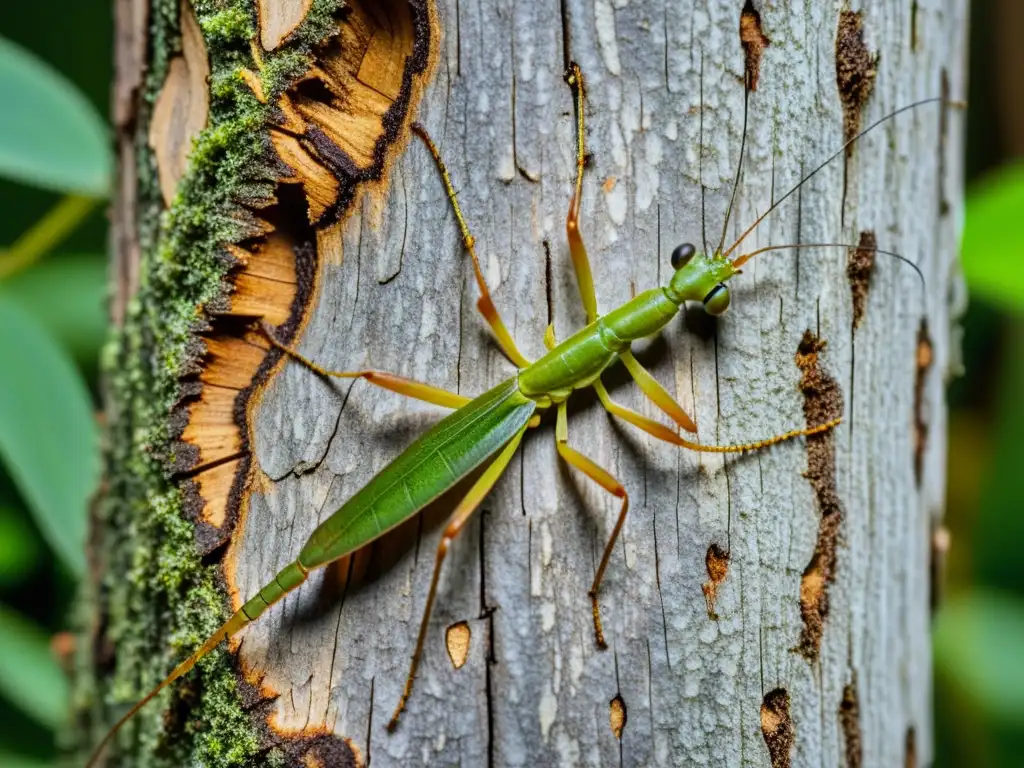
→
(81, 1, 344, 765)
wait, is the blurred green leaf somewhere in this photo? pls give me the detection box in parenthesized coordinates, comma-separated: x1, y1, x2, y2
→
(0, 751, 52, 768)
(0, 35, 110, 196)
(0, 295, 96, 575)
(0, 605, 67, 729)
(935, 590, 1024, 724)
(0, 254, 107, 367)
(962, 161, 1024, 311)
(0, 506, 40, 585)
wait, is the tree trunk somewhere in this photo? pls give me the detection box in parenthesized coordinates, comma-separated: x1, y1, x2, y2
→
(85, 0, 968, 766)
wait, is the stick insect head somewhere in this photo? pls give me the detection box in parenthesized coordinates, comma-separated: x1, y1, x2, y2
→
(665, 243, 740, 316)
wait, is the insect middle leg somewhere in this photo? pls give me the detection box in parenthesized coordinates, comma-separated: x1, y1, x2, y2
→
(388, 422, 530, 731)
(593, 380, 841, 453)
(262, 321, 471, 410)
(412, 123, 531, 369)
(555, 401, 628, 650)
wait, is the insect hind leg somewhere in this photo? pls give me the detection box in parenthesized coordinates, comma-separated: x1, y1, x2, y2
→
(388, 423, 529, 731)
(555, 401, 628, 650)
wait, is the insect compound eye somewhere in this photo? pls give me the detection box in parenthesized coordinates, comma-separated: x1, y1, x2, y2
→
(703, 284, 730, 316)
(670, 242, 696, 270)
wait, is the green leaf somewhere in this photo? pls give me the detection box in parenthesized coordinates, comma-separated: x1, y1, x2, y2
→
(934, 590, 1024, 724)
(0, 605, 68, 728)
(0, 254, 107, 367)
(0, 751, 53, 768)
(0, 505, 40, 585)
(0, 294, 96, 575)
(0, 35, 110, 196)
(961, 161, 1024, 311)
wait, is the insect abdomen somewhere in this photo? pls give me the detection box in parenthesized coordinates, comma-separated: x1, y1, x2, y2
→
(298, 377, 535, 569)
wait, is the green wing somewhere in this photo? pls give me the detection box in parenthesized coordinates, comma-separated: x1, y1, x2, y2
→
(298, 377, 535, 569)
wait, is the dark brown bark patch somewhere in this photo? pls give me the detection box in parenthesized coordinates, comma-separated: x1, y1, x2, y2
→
(795, 331, 845, 660)
(609, 694, 627, 740)
(905, 726, 917, 768)
(930, 524, 951, 613)
(835, 10, 877, 155)
(701, 543, 729, 619)
(740, 1, 771, 91)
(847, 231, 876, 329)
(446, 621, 472, 669)
(839, 677, 862, 768)
(914, 318, 933, 485)
(275, 730, 361, 768)
(761, 688, 794, 768)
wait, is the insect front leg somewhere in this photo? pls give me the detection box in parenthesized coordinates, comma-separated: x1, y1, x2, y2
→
(564, 62, 599, 325)
(619, 349, 698, 432)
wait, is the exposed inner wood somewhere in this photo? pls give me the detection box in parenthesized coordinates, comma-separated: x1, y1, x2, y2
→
(258, 0, 313, 51)
(162, 1, 439, 759)
(149, 0, 209, 205)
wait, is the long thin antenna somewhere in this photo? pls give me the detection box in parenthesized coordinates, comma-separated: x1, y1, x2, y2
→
(716, 70, 752, 256)
(733, 241, 925, 293)
(699, 52, 709, 258)
(722, 97, 961, 260)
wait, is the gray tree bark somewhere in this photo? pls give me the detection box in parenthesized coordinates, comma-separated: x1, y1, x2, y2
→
(95, 0, 968, 766)
(241, 1, 967, 765)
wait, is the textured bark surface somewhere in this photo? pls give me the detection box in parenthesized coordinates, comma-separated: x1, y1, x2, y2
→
(241, 1, 968, 765)
(97, 0, 968, 766)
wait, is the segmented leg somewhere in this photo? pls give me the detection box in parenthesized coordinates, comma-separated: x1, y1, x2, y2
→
(412, 123, 531, 369)
(564, 62, 598, 324)
(262, 322, 470, 410)
(593, 380, 841, 452)
(555, 401, 627, 650)
(619, 349, 697, 433)
(388, 423, 530, 731)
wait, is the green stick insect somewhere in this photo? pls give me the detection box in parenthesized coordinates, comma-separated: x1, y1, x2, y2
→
(89, 63, 949, 765)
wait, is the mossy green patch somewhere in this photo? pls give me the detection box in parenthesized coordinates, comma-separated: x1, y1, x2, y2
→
(79, 0, 345, 765)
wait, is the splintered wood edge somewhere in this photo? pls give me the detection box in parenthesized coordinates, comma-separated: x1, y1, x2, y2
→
(167, 2, 440, 755)
(149, 0, 209, 206)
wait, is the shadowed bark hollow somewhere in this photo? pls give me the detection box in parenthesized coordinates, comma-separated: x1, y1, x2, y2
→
(88, 0, 968, 766)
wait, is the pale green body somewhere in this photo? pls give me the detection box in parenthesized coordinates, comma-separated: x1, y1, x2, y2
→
(85, 252, 739, 768)
(241, 254, 736, 622)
